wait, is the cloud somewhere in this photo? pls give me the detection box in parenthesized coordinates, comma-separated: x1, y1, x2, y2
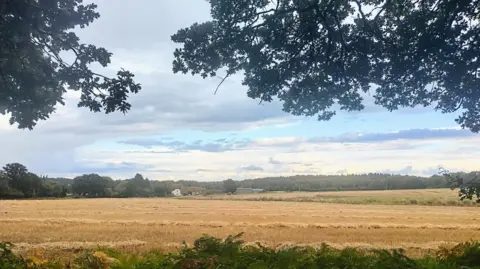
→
(254, 137, 303, 147)
(419, 166, 444, 176)
(124, 150, 175, 154)
(308, 128, 474, 144)
(240, 165, 264, 171)
(119, 138, 252, 152)
(268, 157, 282, 165)
(68, 162, 156, 175)
(380, 165, 414, 175)
(376, 165, 446, 176)
(117, 128, 475, 158)
(196, 169, 212, 172)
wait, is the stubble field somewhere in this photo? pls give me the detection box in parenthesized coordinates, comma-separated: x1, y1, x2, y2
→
(186, 188, 477, 206)
(0, 189, 479, 258)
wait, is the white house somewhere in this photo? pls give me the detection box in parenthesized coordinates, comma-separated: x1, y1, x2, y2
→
(171, 189, 182, 197)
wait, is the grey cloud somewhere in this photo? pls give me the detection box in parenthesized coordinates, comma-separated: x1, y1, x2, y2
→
(79, 0, 211, 49)
(124, 150, 177, 154)
(120, 138, 185, 149)
(67, 162, 155, 175)
(397, 165, 414, 175)
(377, 165, 436, 176)
(196, 169, 212, 172)
(119, 127, 472, 156)
(49, 1, 293, 137)
(58, 162, 175, 177)
(240, 165, 264, 171)
(120, 137, 252, 153)
(308, 128, 475, 144)
(268, 157, 302, 165)
(268, 157, 282, 165)
(419, 166, 443, 176)
(336, 169, 348, 174)
(42, 72, 293, 137)
(148, 168, 174, 173)
(294, 169, 320, 174)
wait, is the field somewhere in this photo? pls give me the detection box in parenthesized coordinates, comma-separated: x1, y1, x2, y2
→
(185, 188, 478, 206)
(1, 189, 479, 260)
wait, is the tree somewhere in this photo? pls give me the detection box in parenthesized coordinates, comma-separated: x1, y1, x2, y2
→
(121, 181, 139, 197)
(0, 172, 8, 195)
(132, 173, 151, 189)
(153, 184, 170, 197)
(40, 180, 65, 197)
(115, 174, 153, 197)
(2, 163, 29, 193)
(442, 169, 480, 203)
(103, 187, 113, 197)
(72, 173, 110, 197)
(172, 0, 480, 132)
(102, 176, 115, 189)
(0, 163, 43, 197)
(113, 180, 128, 195)
(223, 179, 237, 194)
(1, 0, 141, 130)
(25, 172, 43, 197)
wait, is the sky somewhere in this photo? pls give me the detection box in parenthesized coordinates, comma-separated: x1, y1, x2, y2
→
(0, 0, 478, 181)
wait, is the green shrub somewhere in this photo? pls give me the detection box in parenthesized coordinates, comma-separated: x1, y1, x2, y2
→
(0, 242, 27, 269)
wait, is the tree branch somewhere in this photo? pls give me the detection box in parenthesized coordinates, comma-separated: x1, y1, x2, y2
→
(353, 0, 391, 45)
(214, 74, 230, 95)
(373, 0, 391, 21)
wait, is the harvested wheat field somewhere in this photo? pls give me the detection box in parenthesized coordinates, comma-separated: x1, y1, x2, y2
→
(186, 188, 478, 206)
(1, 193, 479, 258)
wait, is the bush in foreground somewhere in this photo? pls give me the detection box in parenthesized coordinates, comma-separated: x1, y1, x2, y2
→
(1, 235, 480, 268)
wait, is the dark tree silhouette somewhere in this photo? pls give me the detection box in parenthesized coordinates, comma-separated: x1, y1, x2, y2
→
(442, 169, 480, 202)
(0, 0, 141, 129)
(172, 0, 480, 131)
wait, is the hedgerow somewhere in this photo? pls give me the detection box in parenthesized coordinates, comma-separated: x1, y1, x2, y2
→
(1, 234, 480, 269)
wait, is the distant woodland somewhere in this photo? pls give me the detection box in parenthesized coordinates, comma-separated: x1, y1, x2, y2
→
(2, 162, 473, 200)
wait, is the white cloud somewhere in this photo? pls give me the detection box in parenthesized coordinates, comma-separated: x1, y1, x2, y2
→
(49, 132, 478, 181)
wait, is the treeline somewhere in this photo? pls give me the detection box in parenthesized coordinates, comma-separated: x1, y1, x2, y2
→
(68, 173, 202, 198)
(1, 162, 478, 199)
(0, 163, 68, 199)
(239, 174, 449, 192)
(0, 163, 199, 198)
(163, 174, 451, 193)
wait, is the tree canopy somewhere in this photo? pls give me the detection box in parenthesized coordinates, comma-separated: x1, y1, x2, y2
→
(72, 173, 113, 197)
(223, 178, 238, 193)
(0, 0, 141, 129)
(172, 0, 480, 131)
(1, 162, 66, 198)
(442, 169, 480, 202)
